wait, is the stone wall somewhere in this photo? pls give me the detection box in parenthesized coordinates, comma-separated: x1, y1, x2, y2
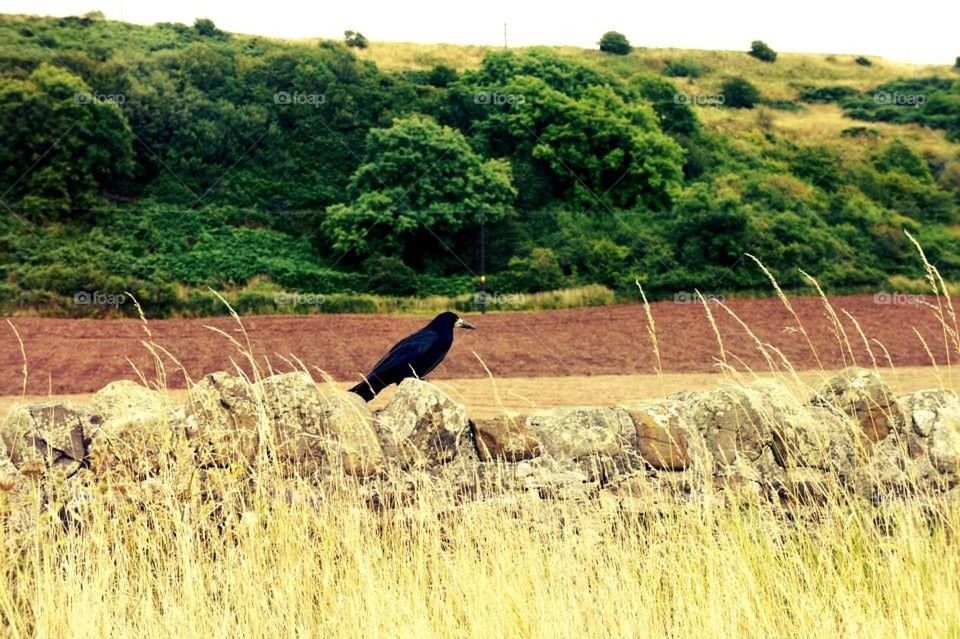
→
(1, 367, 959, 523)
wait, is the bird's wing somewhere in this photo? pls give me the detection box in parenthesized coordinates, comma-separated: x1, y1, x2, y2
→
(362, 329, 438, 384)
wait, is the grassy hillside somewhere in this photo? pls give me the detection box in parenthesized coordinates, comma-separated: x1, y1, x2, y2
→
(1, 13, 959, 317)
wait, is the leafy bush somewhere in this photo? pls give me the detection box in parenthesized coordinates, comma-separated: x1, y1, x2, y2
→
(631, 74, 698, 135)
(748, 40, 777, 62)
(499, 247, 568, 292)
(841, 77, 960, 141)
(193, 18, 225, 38)
(598, 31, 631, 55)
(364, 256, 420, 296)
(721, 77, 760, 108)
(663, 59, 702, 78)
(344, 30, 368, 49)
(799, 85, 858, 103)
(854, 56, 872, 66)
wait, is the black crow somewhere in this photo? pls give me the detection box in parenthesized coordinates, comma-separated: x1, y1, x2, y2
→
(348, 311, 475, 401)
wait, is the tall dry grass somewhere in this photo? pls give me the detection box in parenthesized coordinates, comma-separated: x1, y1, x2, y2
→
(1, 477, 959, 638)
(1, 244, 960, 638)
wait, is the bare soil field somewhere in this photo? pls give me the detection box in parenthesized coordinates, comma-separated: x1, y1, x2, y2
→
(0, 295, 951, 397)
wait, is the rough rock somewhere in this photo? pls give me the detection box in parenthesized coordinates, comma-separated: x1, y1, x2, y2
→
(929, 417, 960, 478)
(0, 458, 34, 535)
(621, 399, 699, 470)
(92, 380, 166, 421)
(375, 378, 468, 468)
(1, 402, 98, 478)
(899, 389, 960, 480)
(318, 390, 386, 476)
(256, 372, 327, 473)
(779, 467, 841, 505)
(684, 385, 775, 469)
(513, 457, 597, 500)
(88, 407, 187, 479)
(256, 372, 386, 476)
(471, 414, 542, 462)
(87, 380, 186, 479)
(850, 435, 941, 499)
(770, 404, 860, 472)
(526, 407, 633, 459)
(184, 372, 261, 468)
(811, 367, 904, 445)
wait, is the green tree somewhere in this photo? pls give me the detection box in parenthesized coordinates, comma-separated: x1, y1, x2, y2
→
(322, 114, 516, 260)
(0, 63, 134, 219)
(599, 31, 631, 55)
(630, 74, 698, 135)
(470, 75, 684, 210)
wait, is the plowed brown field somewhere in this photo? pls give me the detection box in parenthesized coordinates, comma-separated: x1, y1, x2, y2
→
(0, 295, 951, 396)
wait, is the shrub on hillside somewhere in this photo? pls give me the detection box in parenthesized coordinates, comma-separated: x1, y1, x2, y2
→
(630, 74, 699, 135)
(193, 18, 225, 38)
(721, 77, 760, 108)
(344, 30, 368, 49)
(799, 85, 858, 103)
(854, 56, 872, 66)
(598, 31, 631, 55)
(748, 40, 777, 62)
(663, 59, 702, 78)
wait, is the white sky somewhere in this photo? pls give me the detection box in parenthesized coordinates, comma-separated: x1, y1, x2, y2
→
(2, 0, 957, 65)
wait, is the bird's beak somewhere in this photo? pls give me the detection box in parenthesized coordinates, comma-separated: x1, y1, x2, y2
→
(455, 318, 475, 330)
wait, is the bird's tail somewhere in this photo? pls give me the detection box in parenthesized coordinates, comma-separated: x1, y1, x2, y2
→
(348, 380, 378, 402)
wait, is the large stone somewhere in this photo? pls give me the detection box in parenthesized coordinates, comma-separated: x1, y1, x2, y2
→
(88, 407, 187, 479)
(472, 414, 542, 462)
(811, 368, 904, 445)
(929, 416, 960, 478)
(621, 399, 699, 471)
(1, 402, 98, 477)
(902, 389, 960, 437)
(184, 372, 261, 468)
(526, 407, 633, 460)
(92, 380, 166, 421)
(899, 389, 960, 481)
(779, 467, 841, 506)
(0, 458, 34, 535)
(375, 378, 468, 468)
(849, 435, 941, 499)
(318, 390, 386, 476)
(770, 404, 860, 473)
(256, 372, 327, 473)
(684, 385, 775, 468)
(87, 380, 186, 479)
